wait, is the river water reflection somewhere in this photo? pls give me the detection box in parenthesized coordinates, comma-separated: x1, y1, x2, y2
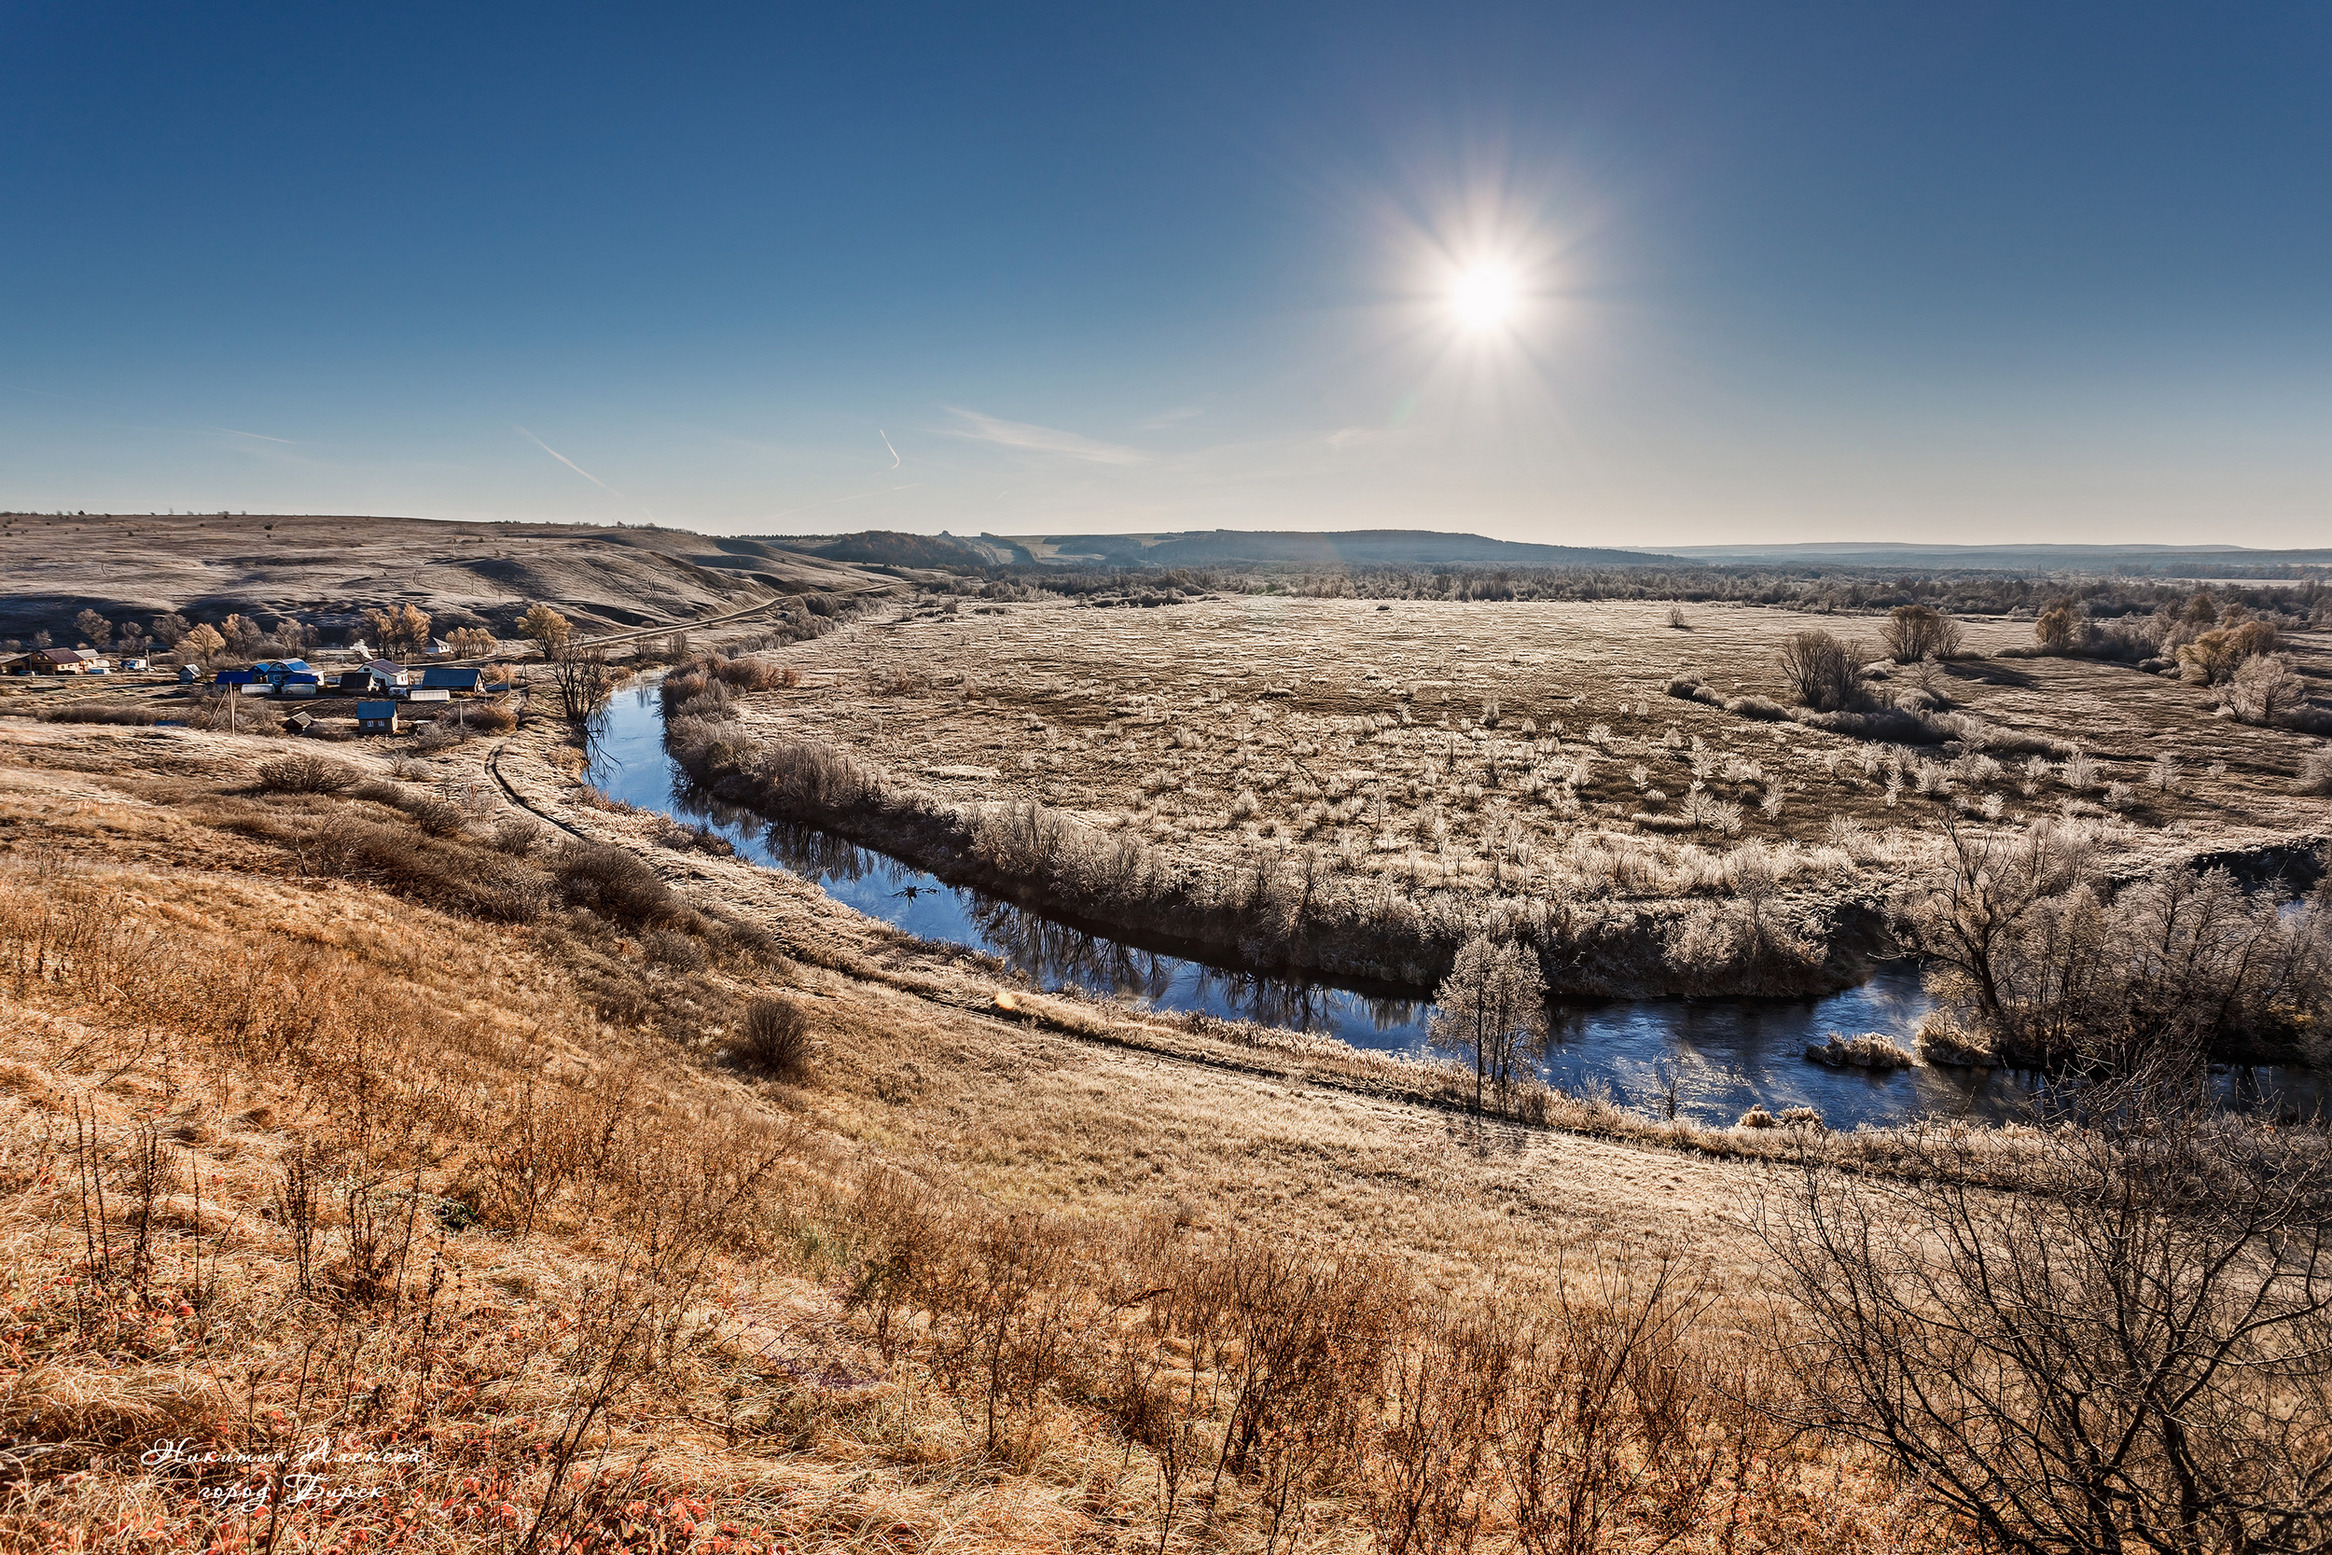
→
(588, 683, 2321, 1131)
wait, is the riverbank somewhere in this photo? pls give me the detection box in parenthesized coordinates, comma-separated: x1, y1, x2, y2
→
(472, 711, 2096, 1175)
(660, 660, 1894, 1002)
(593, 661, 2320, 1129)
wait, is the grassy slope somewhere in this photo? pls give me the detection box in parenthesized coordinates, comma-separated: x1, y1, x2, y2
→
(0, 513, 884, 640)
(0, 718, 1960, 1552)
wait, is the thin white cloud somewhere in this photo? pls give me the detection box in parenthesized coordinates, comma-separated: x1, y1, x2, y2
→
(1136, 405, 1204, 431)
(209, 426, 297, 444)
(945, 407, 1151, 465)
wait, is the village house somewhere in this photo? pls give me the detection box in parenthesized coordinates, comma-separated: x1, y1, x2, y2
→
(5, 647, 100, 675)
(355, 699, 400, 734)
(418, 665, 481, 693)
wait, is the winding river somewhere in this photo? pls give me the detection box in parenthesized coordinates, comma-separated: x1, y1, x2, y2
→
(587, 683, 2321, 1131)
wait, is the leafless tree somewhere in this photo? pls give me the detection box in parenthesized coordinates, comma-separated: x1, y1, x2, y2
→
(1902, 821, 2330, 1070)
(518, 603, 573, 656)
(2037, 597, 2086, 652)
(1776, 630, 1869, 712)
(72, 609, 113, 648)
(2225, 653, 2304, 726)
(365, 602, 433, 659)
(547, 640, 617, 727)
(1880, 603, 1963, 663)
(1428, 934, 1546, 1112)
(1765, 1070, 2332, 1555)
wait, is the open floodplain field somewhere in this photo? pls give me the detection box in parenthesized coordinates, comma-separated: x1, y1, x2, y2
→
(6, 568, 2331, 1553)
(670, 594, 2332, 1003)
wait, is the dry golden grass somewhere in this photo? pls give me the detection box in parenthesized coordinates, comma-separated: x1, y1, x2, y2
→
(671, 598, 2330, 1001)
(777, 596, 2325, 846)
(0, 718, 1979, 1553)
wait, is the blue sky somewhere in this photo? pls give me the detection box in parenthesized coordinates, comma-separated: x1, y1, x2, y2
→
(4, 3, 2329, 545)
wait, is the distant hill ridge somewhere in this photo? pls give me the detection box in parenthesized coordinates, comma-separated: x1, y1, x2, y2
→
(789, 528, 1671, 569)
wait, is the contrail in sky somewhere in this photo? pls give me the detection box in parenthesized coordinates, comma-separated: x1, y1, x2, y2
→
(515, 425, 657, 520)
(879, 429, 901, 469)
(515, 425, 619, 493)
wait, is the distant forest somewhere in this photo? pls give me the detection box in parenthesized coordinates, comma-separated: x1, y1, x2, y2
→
(790, 529, 2332, 623)
(933, 560, 2332, 627)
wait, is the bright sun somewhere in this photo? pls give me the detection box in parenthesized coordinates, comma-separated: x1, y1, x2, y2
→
(1449, 261, 1520, 330)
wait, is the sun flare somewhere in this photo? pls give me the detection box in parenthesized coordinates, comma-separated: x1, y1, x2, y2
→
(1449, 261, 1520, 330)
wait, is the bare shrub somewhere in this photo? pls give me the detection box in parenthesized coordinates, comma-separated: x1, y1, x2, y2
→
(2178, 620, 2279, 684)
(493, 815, 546, 855)
(1776, 630, 1869, 712)
(728, 996, 812, 1080)
(1766, 1076, 2332, 1555)
(740, 735, 885, 811)
(2223, 651, 2304, 725)
(255, 752, 358, 794)
(34, 701, 165, 726)
(710, 655, 797, 691)
(289, 809, 552, 922)
(1367, 1254, 1755, 1555)
(2301, 747, 2332, 796)
(1803, 1032, 1914, 1068)
(402, 793, 469, 837)
(412, 720, 470, 754)
(1666, 603, 1691, 629)
(550, 841, 680, 927)
(1903, 823, 2331, 1070)
(460, 696, 519, 733)
(1880, 604, 1963, 663)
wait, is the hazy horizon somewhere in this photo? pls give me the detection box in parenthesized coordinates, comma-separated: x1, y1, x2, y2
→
(5, 4, 2329, 547)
